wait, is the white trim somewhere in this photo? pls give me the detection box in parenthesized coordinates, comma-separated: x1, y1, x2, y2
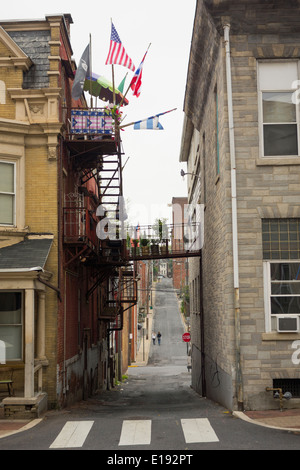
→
(263, 260, 300, 333)
(257, 59, 300, 159)
(263, 261, 271, 332)
(0, 267, 44, 272)
(0, 160, 16, 226)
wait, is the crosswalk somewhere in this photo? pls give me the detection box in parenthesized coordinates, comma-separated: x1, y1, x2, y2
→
(49, 421, 94, 448)
(49, 418, 219, 449)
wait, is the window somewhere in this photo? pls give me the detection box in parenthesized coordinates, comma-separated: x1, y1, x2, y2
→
(262, 218, 300, 260)
(262, 219, 300, 332)
(0, 161, 15, 225)
(258, 61, 299, 157)
(270, 262, 300, 315)
(0, 291, 23, 361)
(264, 261, 300, 332)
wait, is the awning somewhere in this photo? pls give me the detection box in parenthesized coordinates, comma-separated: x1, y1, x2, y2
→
(84, 73, 129, 106)
(0, 234, 53, 272)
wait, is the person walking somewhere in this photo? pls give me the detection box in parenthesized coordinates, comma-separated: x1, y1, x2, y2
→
(152, 332, 156, 345)
(157, 331, 161, 345)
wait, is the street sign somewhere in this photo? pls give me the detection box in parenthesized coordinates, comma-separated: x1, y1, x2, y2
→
(182, 332, 191, 342)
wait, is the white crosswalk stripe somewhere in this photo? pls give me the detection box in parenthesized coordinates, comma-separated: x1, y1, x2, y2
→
(181, 418, 219, 443)
(119, 419, 152, 446)
(49, 421, 94, 448)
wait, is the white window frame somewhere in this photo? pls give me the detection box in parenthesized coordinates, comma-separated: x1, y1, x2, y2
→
(0, 160, 16, 226)
(264, 260, 300, 332)
(257, 60, 300, 159)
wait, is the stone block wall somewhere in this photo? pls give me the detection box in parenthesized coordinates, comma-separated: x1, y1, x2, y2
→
(183, 0, 300, 410)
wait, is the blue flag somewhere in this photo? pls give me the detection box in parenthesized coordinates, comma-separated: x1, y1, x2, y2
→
(134, 115, 164, 130)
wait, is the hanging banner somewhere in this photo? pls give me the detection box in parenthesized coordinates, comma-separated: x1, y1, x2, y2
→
(71, 110, 113, 134)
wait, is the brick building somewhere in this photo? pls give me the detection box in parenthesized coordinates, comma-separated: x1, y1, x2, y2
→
(180, 0, 300, 411)
(0, 14, 136, 416)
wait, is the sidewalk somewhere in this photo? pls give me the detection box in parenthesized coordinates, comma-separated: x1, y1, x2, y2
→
(234, 409, 300, 432)
(131, 308, 154, 367)
(0, 404, 42, 438)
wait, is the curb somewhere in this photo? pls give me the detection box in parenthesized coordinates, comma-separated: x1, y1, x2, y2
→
(233, 411, 300, 432)
(0, 418, 43, 439)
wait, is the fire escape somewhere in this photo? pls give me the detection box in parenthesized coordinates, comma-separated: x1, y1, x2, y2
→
(63, 107, 135, 329)
(63, 107, 202, 331)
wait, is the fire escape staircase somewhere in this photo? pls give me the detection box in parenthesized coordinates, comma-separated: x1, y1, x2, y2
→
(62, 107, 201, 327)
(63, 107, 135, 325)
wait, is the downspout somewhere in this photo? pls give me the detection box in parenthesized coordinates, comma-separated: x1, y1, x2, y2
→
(223, 24, 243, 410)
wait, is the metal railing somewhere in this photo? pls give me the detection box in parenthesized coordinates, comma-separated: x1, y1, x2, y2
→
(63, 206, 98, 248)
(123, 222, 202, 260)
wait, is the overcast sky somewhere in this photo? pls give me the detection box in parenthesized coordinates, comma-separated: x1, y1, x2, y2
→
(2, 0, 196, 227)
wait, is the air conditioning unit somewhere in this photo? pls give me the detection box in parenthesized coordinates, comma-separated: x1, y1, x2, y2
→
(277, 316, 299, 333)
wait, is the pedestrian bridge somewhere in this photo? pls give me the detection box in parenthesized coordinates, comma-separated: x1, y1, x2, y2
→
(100, 222, 202, 263)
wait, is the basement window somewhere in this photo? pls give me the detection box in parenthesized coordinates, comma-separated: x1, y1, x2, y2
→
(273, 379, 300, 398)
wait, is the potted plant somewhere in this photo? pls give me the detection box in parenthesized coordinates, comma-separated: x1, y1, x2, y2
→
(151, 239, 159, 255)
(160, 239, 168, 256)
(140, 238, 150, 255)
(132, 238, 140, 255)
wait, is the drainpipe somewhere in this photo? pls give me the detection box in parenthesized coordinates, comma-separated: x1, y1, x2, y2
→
(223, 24, 243, 410)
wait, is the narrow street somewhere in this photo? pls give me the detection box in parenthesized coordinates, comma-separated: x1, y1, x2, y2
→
(0, 278, 299, 453)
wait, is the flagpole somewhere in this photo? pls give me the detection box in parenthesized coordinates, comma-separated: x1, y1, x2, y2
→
(89, 33, 93, 108)
(110, 18, 116, 106)
(120, 42, 151, 107)
(119, 108, 177, 129)
(112, 64, 116, 105)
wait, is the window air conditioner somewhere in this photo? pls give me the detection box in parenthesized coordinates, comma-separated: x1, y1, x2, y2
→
(277, 316, 299, 333)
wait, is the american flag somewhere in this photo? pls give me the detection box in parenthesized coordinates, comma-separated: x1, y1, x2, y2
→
(105, 23, 135, 72)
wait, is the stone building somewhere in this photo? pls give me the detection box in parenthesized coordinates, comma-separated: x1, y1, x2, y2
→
(180, 0, 300, 411)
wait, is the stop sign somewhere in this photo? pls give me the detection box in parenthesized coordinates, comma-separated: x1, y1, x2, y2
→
(182, 332, 191, 342)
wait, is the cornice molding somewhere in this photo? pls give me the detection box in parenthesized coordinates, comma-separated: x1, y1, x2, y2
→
(0, 25, 32, 71)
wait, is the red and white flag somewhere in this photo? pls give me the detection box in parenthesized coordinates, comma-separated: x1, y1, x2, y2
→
(130, 50, 148, 98)
(105, 23, 135, 72)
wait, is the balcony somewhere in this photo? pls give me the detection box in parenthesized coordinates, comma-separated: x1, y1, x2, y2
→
(64, 206, 98, 248)
(63, 206, 99, 268)
(64, 107, 121, 171)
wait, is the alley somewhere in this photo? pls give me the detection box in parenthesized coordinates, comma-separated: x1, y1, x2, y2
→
(133, 277, 189, 374)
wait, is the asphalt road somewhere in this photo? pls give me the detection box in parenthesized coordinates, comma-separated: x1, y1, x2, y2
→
(0, 278, 299, 454)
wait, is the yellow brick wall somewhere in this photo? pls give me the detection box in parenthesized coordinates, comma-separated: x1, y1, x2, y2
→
(25, 141, 58, 402)
(0, 67, 23, 119)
